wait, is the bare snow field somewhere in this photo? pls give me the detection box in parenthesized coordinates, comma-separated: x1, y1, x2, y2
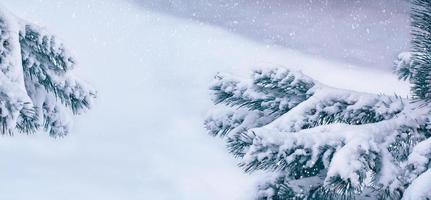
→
(0, 0, 410, 199)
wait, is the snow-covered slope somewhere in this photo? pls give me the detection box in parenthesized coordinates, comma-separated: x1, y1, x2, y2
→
(133, 0, 410, 69)
(0, 0, 410, 200)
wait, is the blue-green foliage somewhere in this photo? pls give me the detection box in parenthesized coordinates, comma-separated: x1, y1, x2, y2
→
(0, 7, 95, 137)
(411, 0, 431, 101)
(205, 1, 431, 199)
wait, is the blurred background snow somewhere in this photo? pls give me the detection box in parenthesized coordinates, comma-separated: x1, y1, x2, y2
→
(132, 0, 410, 69)
(0, 0, 410, 199)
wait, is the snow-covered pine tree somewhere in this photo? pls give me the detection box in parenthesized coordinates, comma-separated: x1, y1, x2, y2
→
(0, 5, 96, 137)
(410, 0, 431, 101)
(205, 0, 431, 199)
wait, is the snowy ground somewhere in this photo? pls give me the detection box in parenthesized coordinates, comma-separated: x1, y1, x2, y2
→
(0, 0, 410, 200)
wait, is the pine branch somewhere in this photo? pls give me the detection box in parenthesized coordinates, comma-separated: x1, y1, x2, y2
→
(20, 24, 96, 115)
(0, 6, 95, 135)
(210, 68, 315, 114)
(204, 106, 274, 137)
(255, 174, 298, 200)
(410, 0, 431, 101)
(206, 66, 431, 199)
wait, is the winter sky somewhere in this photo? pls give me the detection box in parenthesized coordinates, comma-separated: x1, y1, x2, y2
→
(0, 0, 411, 199)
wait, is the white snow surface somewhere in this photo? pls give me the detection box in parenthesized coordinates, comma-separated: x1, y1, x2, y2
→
(0, 0, 410, 199)
(403, 169, 431, 200)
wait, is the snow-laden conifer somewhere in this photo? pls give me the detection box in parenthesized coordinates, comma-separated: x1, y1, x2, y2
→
(410, 0, 431, 101)
(205, 1, 431, 199)
(0, 5, 95, 136)
(206, 68, 430, 199)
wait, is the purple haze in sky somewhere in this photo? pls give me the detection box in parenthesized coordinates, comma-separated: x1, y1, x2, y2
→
(132, 0, 410, 69)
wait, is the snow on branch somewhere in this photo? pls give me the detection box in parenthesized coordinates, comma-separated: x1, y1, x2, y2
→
(0, 5, 96, 136)
(206, 67, 431, 199)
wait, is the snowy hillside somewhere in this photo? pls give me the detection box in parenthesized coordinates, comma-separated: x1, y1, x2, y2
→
(0, 0, 410, 200)
(133, 0, 410, 69)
